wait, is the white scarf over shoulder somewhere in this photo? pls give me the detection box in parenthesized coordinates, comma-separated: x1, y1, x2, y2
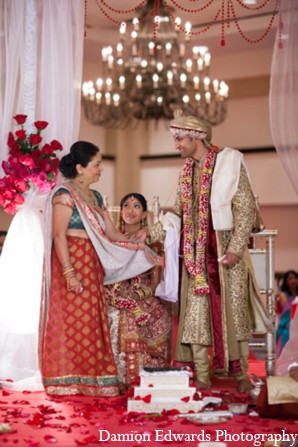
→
(210, 147, 251, 231)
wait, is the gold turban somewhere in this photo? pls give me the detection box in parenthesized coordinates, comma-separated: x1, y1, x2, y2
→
(170, 112, 213, 149)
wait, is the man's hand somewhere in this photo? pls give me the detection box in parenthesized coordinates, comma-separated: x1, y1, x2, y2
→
(219, 252, 241, 268)
(289, 366, 298, 382)
(130, 228, 148, 242)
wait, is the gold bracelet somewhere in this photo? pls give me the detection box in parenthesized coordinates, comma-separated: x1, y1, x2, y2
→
(63, 267, 75, 276)
(141, 286, 152, 299)
(134, 290, 142, 301)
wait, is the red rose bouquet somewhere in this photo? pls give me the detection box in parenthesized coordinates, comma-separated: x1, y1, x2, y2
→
(0, 114, 63, 214)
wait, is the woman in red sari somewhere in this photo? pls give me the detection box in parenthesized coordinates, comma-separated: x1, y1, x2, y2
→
(106, 193, 172, 391)
(39, 142, 163, 396)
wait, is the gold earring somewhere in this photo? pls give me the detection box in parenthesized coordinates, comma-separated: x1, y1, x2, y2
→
(79, 173, 84, 184)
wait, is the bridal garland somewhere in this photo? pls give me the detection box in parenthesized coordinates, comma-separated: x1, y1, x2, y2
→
(181, 148, 217, 296)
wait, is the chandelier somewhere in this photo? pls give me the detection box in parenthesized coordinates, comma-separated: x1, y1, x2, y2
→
(82, 0, 229, 129)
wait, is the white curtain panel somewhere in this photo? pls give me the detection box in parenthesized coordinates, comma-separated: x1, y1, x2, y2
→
(0, 0, 84, 169)
(269, 0, 298, 194)
(0, 0, 84, 390)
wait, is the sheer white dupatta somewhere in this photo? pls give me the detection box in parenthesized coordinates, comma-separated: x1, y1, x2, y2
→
(269, 0, 298, 194)
(0, 0, 84, 391)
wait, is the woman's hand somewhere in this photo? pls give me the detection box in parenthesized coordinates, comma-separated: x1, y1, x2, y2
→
(119, 290, 139, 301)
(67, 275, 83, 294)
(131, 228, 148, 242)
(95, 205, 108, 219)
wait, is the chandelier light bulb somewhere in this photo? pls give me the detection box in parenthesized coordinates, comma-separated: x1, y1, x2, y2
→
(179, 43, 185, 57)
(153, 73, 159, 88)
(113, 93, 120, 106)
(82, 82, 89, 97)
(95, 92, 102, 104)
(131, 30, 138, 40)
(105, 92, 111, 105)
(119, 76, 125, 89)
(108, 56, 114, 69)
(193, 76, 199, 89)
(180, 73, 187, 88)
(186, 59, 192, 73)
(96, 78, 103, 91)
(106, 78, 112, 91)
(182, 95, 189, 103)
(132, 17, 139, 30)
(89, 87, 95, 100)
(119, 22, 126, 35)
(204, 53, 211, 67)
(87, 80, 94, 89)
(141, 60, 147, 68)
(175, 17, 181, 30)
(167, 71, 173, 86)
(148, 41, 155, 55)
(136, 75, 142, 88)
(195, 93, 201, 102)
(205, 91, 211, 104)
(157, 62, 163, 72)
(116, 43, 123, 57)
(117, 58, 123, 65)
(165, 43, 172, 55)
(204, 77, 210, 91)
(213, 79, 219, 93)
(102, 48, 108, 62)
(157, 96, 163, 104)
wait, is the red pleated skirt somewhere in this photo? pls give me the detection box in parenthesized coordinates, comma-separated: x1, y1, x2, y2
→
(41, 237, 119, 396)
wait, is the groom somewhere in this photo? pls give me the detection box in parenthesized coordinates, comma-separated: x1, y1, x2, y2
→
(133, 112, 272, 392)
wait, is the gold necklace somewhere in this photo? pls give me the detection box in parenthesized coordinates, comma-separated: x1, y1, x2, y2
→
(72, 181, 97, 207)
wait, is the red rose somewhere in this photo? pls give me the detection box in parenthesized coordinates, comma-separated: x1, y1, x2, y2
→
(9, 144, 22, 157)
(16, 166, 31, 181)
(29, 134, 42, 145)
(34, 120, 48, 131)
(15, 129, 27, 141)
(50, 140, 63, 151)
(19, 154, 35, 169)
(3, 189, 16, 201)
(2, 161, 11, 175)
(14, 179, 28, 193)
(31, 149, 42, 160)
(42, 144, 54, 155)
(13, 194, 25, 205)
(4, 202, 17, 215)
(0, 194, 5, 206)
(7, 132, 16, 148)
(13, 114, 27, 125)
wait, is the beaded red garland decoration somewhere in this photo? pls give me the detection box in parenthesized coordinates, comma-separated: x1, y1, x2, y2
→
(91, 0, 280, 48)
(181, 148, 217, 296)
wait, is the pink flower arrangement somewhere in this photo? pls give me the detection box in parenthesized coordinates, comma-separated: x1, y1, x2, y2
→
(0, 114, 63, 215)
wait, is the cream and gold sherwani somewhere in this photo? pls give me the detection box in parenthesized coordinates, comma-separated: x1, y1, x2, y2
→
(149, 149, 273, 378)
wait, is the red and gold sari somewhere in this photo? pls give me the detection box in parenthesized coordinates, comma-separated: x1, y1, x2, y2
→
(39, 183, 164, 396)
(106, 243, 172, 386)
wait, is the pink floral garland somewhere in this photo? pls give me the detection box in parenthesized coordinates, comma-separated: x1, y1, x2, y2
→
(181, 148, 217, 296)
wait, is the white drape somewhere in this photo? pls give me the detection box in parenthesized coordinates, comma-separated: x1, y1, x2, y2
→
(269, 0, 298, 194)
(0, 0, 84, 391)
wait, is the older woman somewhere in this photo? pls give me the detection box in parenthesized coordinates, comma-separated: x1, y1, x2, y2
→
(106, 193, 172, 391)
(39, 142, 163, 396)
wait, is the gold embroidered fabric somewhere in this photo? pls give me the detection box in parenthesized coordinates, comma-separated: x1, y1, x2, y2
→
(52, 193, 74, 208)
(226, 165, 255, 258)
(267, 377, 298, 404)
